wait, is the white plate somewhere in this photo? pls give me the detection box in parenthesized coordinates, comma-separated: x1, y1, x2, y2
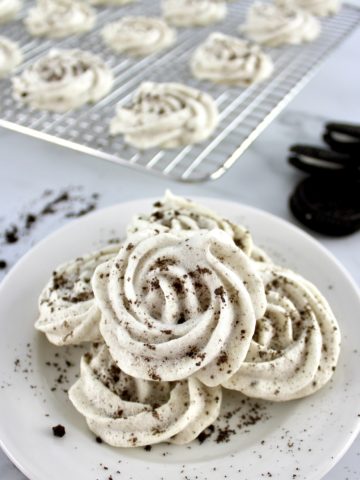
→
(0, 198, 359, 480)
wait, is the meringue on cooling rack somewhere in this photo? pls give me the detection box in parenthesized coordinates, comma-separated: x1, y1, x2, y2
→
(0, 0, 21, 24)
(162, 0, 227, 27)
(12, 49, 114, 112)
(101, 16, 176, 56)
(240, 1, 321, 47)
(25, 0, 96, 38)
(0, 36, 22, 78)
(109, 82, 219, 149)
(191, 32, 274, 86)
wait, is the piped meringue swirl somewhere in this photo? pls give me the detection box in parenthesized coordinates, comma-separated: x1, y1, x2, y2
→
(191, 32, 274, 86)
(276, 0, 341, 16)
(25, 0, 96, 38)
(222, 264, 341, 401)
(69, 343, 222, 447)
(93, 228, 266, 386)
(162, 0, 227, 27)
(13, 49, 114, 112)
(240, 2, 321, 47)
(128, 190, 253, 256)
(110, 82, 218, 149)
(0, 0, 21, 24)
(0, 36, 22, 78)
(35, 245, 120, 345)
(101, 16, 176, 56)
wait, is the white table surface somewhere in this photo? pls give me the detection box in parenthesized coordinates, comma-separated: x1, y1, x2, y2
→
(1, 10, 359, 480)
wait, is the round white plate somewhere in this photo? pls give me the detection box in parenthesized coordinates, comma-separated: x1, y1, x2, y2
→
(0, 198, 359, 480)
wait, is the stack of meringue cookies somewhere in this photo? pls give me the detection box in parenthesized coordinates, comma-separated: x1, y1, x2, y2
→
(1, 0, 341, 150)
(35, 192, 341, 448)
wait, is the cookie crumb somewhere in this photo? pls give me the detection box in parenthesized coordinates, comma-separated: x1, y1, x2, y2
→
(52, 424, 66, 438)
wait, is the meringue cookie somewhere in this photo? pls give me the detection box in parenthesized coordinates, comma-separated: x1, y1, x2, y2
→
(250, 245, 273, 264)
(92, 228, 267, 387)
(25, 0, 96, 38)
(276, 0, 341, 16)
(240, 2, 321, 47)
(110, 82, 218, 149)
(162, 0, 227, 27)
(35, 245, 120, 346)
(222, 264, 341, 401)
(69, 343, 222, 447)
(101, 17, 176, 56)
(13, 49, 114, 112)
(191, 32, 273, 86)
(0, 0, 21, 23)
(0, 36, 22, 78)
(128, 190, 253, 256)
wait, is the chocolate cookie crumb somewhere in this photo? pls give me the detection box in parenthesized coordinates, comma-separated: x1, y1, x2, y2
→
(0, 260, 7, 269)
(198, 425, 215, 444)
(52, 424, 66, 438)
(95, 436, 103, 444)
(144, 445, 152, 451)
(5, 226, 18, 244)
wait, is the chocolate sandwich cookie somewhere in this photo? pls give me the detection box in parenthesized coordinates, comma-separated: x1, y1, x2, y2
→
(323, 122, 360, 155)
(288, 144, 359, 176)
(290, 175, 360, 236)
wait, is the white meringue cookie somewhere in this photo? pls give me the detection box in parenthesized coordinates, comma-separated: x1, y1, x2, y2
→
(191, 32, 273, 86)
(240, 2, 321, 47)
(222, 264, 341, 401)
(276, 0, 341, 16)
(69, 343, 222, 447)
(25, 0, 96, 38)
(0, 0, 21, 24)
(250, 245, 273, 264)
(101, 17, 176, 56)
(92, 228, 266, 386)
(162, 0, 227, 27)
(13, 49, 114, 112)
(110, 82, 218, 149)
(0, 36, 22, 78)
(35, 245, 120, 346)
(128, 190, 253, 256)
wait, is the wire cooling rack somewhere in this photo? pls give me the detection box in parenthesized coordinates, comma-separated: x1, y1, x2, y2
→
(0, 1, 359, 182)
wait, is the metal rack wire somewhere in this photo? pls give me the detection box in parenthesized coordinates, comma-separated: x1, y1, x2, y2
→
(0, 1, 359, 182)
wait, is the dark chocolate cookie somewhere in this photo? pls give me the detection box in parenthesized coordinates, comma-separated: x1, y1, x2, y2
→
(288, 144, 358, 176)
(289, 175, 360, 236)
(323, 122, 360, 155)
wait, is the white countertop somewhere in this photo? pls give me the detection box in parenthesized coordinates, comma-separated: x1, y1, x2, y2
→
(0, 12, 359, 480)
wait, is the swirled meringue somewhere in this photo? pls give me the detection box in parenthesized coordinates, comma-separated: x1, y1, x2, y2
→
(250, 245, 273, 264)
(13, 49, 114, 112)
(35, 245, 120, 346)
(0, 0, 21, 24)
(240, 2, 321, 47)
(110, 82, 218, 149)
(276, 0, 341, 16)
(101, 17, 176, 56)
(0, 36, 22, 78)
(92, 228, 267, 387)
(69, 343, 222, 446)
(128, 190, 253, 256)
(191, 32, 273, 86)
(25, 0, 96, 38)
(162, 0, 227, 27)
(222, 264, 341, 401)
